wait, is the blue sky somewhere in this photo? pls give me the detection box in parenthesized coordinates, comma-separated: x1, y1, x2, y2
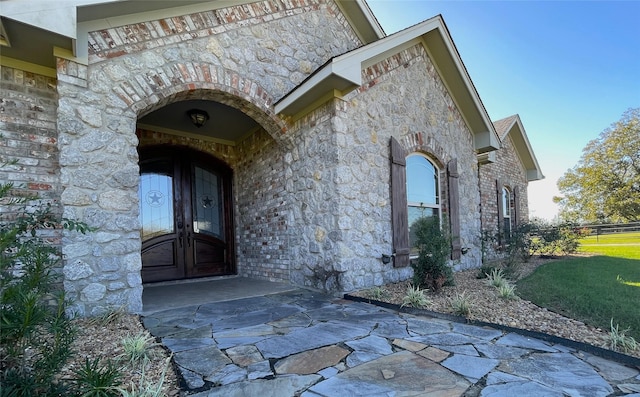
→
(367, 0, 640, 220)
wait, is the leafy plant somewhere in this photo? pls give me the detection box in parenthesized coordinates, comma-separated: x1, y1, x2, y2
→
(410, 216, 453, 292)
(119, 355, 173, 397)
(450, 292, 472, 317)
(120, 332, 158, 367)
(1, 204, 76, 394)
(366, 286, 389, 301)
(0, 160, 94, 395)
(72, 358, 122, 397)
(529, 220, 586, 257)
(608, 319, 638, 353)
(401, 284, 431, 309)
(484, 268, 508, 289)
(497, 283, 517, 300)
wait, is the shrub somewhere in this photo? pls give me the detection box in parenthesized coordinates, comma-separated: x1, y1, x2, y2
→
(609, 319, 638, 353)
(121, 332, 158, 367)
(72, 358, 122, 397)
(119, 355, 173, 397)
(0, 192, 78, 395)
(484, 268, 508, 289)
(410, 216, 453, 292)
(529, 220, 586, 257)
(450, 292, 472, 317)
(0, 161, 94, 396)
(401, 284, 431, 309)
(497, 283, 517, 300)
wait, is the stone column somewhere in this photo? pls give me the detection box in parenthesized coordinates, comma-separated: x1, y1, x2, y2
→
(57, 58, 142, 316)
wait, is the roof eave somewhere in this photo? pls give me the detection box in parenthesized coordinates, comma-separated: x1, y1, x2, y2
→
(506, 116, 545, 182)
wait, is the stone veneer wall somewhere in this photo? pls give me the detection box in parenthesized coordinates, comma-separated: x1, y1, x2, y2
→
(285, 44, 484, 293)
(57, 0, 364, 315)
(338, 44, 483, 278)
(479, 133, 529, 238)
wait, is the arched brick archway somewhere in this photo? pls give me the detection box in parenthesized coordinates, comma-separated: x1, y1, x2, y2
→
(114, 64, 291, 148)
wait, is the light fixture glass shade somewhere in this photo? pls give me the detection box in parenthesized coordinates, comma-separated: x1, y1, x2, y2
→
(188, 109, 209, 128)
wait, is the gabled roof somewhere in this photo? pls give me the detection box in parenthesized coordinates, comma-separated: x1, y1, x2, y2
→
(275, 15, 500, 154)
(493, 114, 544, 181)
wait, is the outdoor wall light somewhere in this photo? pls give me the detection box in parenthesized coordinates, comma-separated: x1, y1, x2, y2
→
(461, 247, 470, 254)
(381, 253, 395, 264)
(187, 109, 209, 128)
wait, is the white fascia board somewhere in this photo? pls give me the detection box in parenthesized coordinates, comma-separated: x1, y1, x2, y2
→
(274, 60, 362, 115)
(276, 18, 442, 116)
(426, 19, 498, 152)
(510, 117, 544, 181)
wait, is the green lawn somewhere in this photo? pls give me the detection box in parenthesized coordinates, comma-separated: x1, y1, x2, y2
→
(517, 235, 640, 341)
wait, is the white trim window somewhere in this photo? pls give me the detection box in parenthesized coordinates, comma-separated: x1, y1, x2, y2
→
(406, 154, 440, 248)
(502, 187, 512, 238)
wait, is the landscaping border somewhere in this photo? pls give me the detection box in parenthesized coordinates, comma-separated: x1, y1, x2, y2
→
(343, 294, 640, 368)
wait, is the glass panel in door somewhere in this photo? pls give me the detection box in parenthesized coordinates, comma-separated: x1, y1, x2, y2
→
(192, 166, 224, 240)
(139, 173, 174, 241)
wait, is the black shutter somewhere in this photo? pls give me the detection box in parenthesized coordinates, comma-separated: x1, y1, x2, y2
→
(448, 159, 461, 260)
(513, 185, 520, 226)
(390, 137, 410, 267)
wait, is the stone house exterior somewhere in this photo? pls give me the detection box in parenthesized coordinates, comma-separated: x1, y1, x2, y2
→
(1, 0, 541, 316)
(479, 114, 544, 254)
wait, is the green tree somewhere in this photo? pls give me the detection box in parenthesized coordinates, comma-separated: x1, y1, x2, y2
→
(555, 108, 640, 223)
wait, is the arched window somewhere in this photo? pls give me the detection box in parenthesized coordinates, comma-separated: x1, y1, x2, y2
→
(406, 154, 440, 249)
(502, 187, 512, 238)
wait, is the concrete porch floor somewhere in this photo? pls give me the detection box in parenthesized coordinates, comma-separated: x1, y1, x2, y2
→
(141, 276, 298, 315)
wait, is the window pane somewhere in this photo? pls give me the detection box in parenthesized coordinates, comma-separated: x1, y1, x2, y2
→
(502, 188, 511, 217)
(406, 155, 438, 205)
(408, 206, 438, 249)
(139, 173, 174, 241)
(192, 166, 224, 240)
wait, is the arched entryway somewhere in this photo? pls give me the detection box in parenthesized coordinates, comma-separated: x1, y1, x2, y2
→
(138, 146, 235, 283)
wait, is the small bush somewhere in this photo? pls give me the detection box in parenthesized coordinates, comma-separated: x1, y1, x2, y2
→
(120, 332, 158, 367)
(401, 284, 431, 309)
(530, 220, 587, 257)
(410, 216, 453, 292)
(1, 184, 79, 394)
(609, 319, 638, 353)
(119, 355, 173, 397)
(72, 358, 122, 397)
(450, 292, 472, 317)
(497, 283, 517, 300)
(484, 268, 508, 289)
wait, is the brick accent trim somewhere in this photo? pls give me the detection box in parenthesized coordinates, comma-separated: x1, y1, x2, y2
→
(113, 63, 290, 146)
(87, 0, 360, 64)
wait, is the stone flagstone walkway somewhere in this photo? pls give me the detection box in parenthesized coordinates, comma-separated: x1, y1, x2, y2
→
(141, 288, 640, 396)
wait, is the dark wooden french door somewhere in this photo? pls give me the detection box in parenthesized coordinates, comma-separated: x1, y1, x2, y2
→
(139, 147, 235, 283)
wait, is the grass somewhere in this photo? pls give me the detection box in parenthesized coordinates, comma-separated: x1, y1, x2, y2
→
(518, 234, 640, 342)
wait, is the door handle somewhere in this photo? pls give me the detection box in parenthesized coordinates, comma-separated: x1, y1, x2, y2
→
(179, 232, 183, 248)
(187, 232, 191, 247)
